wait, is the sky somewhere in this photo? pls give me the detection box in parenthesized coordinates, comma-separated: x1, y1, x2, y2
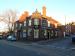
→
(0, 0, 75, 25)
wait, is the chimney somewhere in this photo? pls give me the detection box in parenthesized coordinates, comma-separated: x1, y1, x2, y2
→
(24, 11, 29, 17)
(19, 11, 29, 22)
(42, 6, 46, 17)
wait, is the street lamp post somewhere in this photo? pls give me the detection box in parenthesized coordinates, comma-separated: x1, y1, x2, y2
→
(64, 16, 66, 37)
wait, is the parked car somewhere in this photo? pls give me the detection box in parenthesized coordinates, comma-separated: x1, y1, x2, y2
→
(7, 35, 16, 41)
(72, 35, 75, 43)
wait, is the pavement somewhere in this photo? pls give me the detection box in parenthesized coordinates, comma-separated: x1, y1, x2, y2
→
(0, 36, 75, 56)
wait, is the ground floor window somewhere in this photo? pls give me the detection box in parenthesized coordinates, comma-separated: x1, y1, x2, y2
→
(23, 30, 26, 38)
(14, 32, 16, 37)
(44, 30, 47, 36)
(28, 29, 32, 36)
(34, 29, 39, 38)
(55, 31, 58, 37)
(14, 30, 17, 37)
(20, 32, 22, 38)
(51, 30, 54, 37)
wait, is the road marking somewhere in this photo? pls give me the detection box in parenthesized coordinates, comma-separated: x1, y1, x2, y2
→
(71, 48, 75, 50)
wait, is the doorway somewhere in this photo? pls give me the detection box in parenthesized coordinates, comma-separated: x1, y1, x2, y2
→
(47, 31, 50, 39)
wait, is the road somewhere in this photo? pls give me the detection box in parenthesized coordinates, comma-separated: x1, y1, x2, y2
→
(37, 36, 75, 49)
(0, 36, 75, 56)
(0, 40, 47, 56)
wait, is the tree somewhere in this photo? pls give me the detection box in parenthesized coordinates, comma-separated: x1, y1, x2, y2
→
(3, 10, 18, 33)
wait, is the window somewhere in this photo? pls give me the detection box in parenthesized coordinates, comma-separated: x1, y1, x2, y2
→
(48, 21, 50, 27)
(28, 29, 32, 36)
(24, 21, 26, 26)
(23, 30, 26, 37)
(34, 19, 39, 25)
(20, 24, 22, 26)
(48, 23, 50, 27)
(28, 19, 32, 26)
(16, 23, 17, 28)
(55, 24, 57, 28)
(51, 31, 53, 37)
(34, 29, 39, 38)
(19, 24, 22, 29)
(55, 31, 57, 37)
(15, 30, 17, 36)
(41, 19, 47, 28)
(44, 30, 47, 36)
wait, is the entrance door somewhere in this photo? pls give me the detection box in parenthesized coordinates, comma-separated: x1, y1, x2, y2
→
(47, 31, 50, 39)
(34, 29, 39, 38)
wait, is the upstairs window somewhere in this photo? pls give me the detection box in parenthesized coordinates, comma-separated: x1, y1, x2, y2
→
(24, 21, 26, 26)
(48, 21, 50, 27)
(20, 24, 22, 27)
(16, 23, 17, 27)
(41, 19, 47, 27)
(34, 19, 39, 25)
(48, 23, 50, 27)
(19, 24, 22, 29)
(28, 19, 32, 26)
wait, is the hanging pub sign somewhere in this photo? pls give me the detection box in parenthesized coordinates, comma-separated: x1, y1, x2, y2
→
(34, 25, 39, 29)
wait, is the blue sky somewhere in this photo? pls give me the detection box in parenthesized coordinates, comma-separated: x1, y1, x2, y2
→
(0, 0, 75, 24)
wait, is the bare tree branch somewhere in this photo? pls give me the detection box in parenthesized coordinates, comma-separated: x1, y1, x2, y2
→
(3, 9, 18, 32)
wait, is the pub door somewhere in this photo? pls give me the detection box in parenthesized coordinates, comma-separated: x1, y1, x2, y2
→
(47, 31, 50, 39)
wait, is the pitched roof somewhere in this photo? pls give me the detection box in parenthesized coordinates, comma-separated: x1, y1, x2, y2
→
(46, 16, 61, 24)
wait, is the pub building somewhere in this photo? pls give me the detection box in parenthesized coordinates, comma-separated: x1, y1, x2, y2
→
(24, 10, 47, 40)
(14, 6, 61, 41)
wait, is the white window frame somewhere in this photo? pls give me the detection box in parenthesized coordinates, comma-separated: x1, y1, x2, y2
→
(34, 29, 39, 38)
(44, 30, 47, 36)
(24, 21, 26, 26)
(48, 23, 50, 27)
(28, 19, 32, 26)
(19, 24, 22, 29)
(23, 30, 26, 37)
(48, 21, 50, 27)
(34, 19, 39, 25)
(28, 29, 32, 36)
(16, 23, 17, 28)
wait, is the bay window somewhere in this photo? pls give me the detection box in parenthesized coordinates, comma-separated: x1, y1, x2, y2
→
(34, 19, 39, 25)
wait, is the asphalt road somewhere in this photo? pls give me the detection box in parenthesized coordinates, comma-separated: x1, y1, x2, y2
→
(0, 36, 75, 56)
(37, 36, 75, 49)
(0, 40, 47, 56)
